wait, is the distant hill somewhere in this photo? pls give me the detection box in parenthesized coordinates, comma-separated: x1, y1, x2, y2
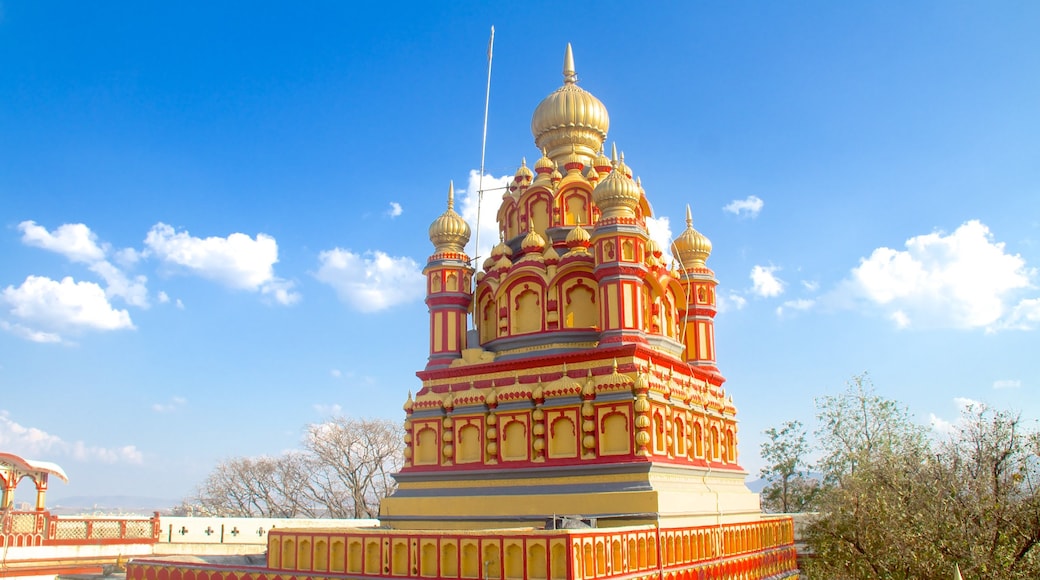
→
(745, 478, 767, 493)
(46, 495, 179, 515)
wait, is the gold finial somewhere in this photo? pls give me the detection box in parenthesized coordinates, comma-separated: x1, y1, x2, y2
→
(447, 181, 455, 211)
(686, 204, 693, 227)
(611, 142, 618, 164)
(563, 43, 576, 84)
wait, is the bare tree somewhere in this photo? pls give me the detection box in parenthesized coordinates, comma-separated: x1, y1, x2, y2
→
(303, 417, 403, 518)
(185, 416, 402, 519)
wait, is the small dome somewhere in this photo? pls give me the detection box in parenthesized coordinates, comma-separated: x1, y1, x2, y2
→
(543, 246, 560, 263)
(515, 158, 534, 181)
(566, 224, 591, 245)
(531, 44, 610, 162)
(494, 254, 513, 272)
(534, 149, 555, 174)
(585, 166, 600, 183)
(617, 151, 632, 179)
(521, 224, 547, 253)
(672, 205, 713, 269)
(592, 160, 641, 219)
(491, 237, 513, 260)
(429, 181, 471, 253)
(594, 147, 612, 174)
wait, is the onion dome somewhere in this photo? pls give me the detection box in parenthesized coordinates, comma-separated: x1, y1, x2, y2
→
(594, 147, 612, 175)
(592, 159, 641, 220)
(482, 255, 495, 272)
(585, 166, 600, 185)
(531, 44, 610, 163)
(617, 151, 632, 179)
(672, 204, 713, 269)
(429, 181, 472, 253)
(534, 148, 555, 174)
(494, 253, 513, 273)
(550, 164, 563, 185)
(566, 224, 591, 246)
(561, 144, 585, 173)
(516, 157, 534, 181)
(543, 245, 560, 264)
(521, 221, 547, 254)
(645, 238, 662, 267)
(490, 235, 514, 260)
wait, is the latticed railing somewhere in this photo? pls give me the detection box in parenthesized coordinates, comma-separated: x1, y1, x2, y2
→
(0, 511, 46, 547)
(1, 510, 160, 546)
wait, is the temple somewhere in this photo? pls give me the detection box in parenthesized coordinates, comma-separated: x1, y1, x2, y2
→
(382, 44, 750, 531)
(127, 45, 800, 580)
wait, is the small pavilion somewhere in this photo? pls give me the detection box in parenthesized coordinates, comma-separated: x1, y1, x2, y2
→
(0, 451, 68, 511)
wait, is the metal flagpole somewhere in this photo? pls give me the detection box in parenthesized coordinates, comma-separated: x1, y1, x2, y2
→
(475, 25, 494, 272)
(470, 26, 494, 333)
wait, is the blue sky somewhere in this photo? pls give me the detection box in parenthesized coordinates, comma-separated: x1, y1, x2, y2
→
(2, 2, 1039, 503)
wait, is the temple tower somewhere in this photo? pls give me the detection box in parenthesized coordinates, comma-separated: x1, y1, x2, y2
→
(424, 182, 474, 369)
(673, 205, 720, 371)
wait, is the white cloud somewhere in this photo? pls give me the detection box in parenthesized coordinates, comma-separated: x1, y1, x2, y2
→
(0, 321, 62, 343)
(929, 397, 983, 435)
(0, 410, 143, 464)
(723, 195, 764, 218)
(929, 413, 956, 435)
(152, 396, 186, 413)
(387, 202, 403, 218)
(750, 265, 785, 297)
(90, 260, 149, 307)
(844, 220, 1035, 330)
(801, 280, 820, 292)
(716, 292, 748, 314)
(145, 223, 299, 305)
(1001, 297, 1040, 331)
(315, 249, 424, 312)
(646, 215, 675, 267)
(992, 379, 1021, 389)
(330, 369, 342, 378)
(2, 276, 134, 341)
(776, 298, 815, 317)
(19, 221, 106, 263)
(157, 291, 170, 304)
(458, 170, 512, 264)
(19, 221, 151, 308)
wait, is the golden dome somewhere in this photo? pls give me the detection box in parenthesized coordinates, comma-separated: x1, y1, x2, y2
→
(594, 147, 611, 172)
(429, 181, 472, 253)
(531, 44, 610, 163)
(515, 157, 534, 181)
(491, 238, 513, 260)
(592, 158, 641, 219)
(672, 205, 712, 269)
(534, 148, 554, 173)
(617, 151, 632, 179)
(543, 246, 560, 263)
(566, 224, 591, 245)
(521, 221, 547, 253)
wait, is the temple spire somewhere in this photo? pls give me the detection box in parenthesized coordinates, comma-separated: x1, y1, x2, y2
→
(686, 204, 693, 227)
(563, 43, 576, 84)
(447, 181, 455, 211)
